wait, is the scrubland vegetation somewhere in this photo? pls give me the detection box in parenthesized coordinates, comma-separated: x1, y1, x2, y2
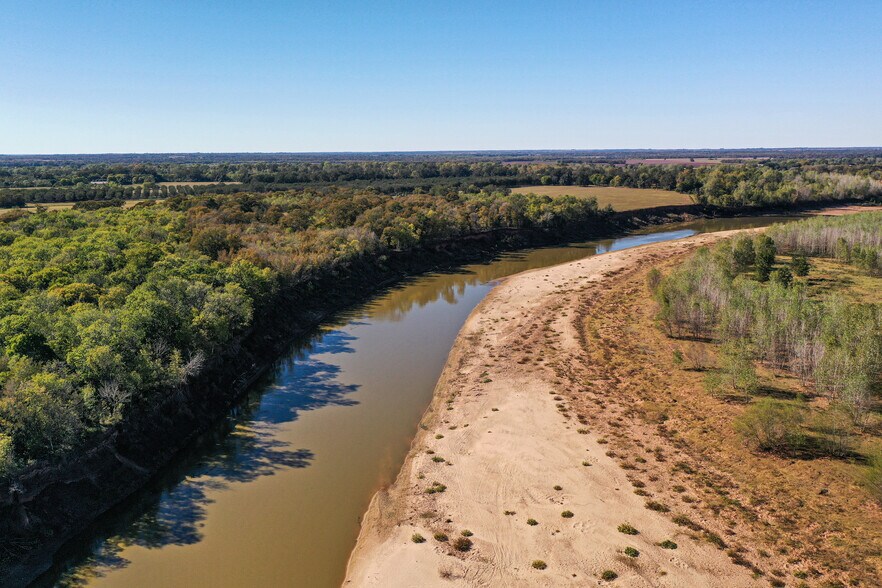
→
(0, 188, 601, 478)
(652, 213, 882, 498)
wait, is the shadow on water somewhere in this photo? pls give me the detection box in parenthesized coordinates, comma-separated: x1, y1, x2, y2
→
(43, 329, 364, 587)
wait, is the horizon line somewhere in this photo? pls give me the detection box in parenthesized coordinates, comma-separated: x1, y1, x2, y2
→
(3, 146, 882, 158)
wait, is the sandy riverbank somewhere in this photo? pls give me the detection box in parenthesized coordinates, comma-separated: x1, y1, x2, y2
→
(344, 230, 765, 587)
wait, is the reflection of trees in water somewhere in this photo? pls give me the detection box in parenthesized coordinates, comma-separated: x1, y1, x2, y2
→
(54, 331, 362, 586)
(360, 223, 759, 323)
(364, 245, 603, 322)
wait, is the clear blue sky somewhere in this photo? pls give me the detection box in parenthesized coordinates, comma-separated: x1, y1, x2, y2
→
(1, 0, 880, 153)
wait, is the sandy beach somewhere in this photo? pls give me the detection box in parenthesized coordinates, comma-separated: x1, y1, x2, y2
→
(344, 230, 766, 587)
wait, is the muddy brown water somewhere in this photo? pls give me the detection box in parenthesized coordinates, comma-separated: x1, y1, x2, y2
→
(40, 216, 801, 587)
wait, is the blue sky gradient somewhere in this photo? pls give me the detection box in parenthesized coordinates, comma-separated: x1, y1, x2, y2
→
(1, 0, 880, 153)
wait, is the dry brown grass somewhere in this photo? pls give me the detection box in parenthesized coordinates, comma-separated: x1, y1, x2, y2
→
(624, 157, 731, 166)
(2, 199, 163, 212)
(511, 185, 692, 211)
(157, 181, 241, 186)
(567, 252, 882, 586)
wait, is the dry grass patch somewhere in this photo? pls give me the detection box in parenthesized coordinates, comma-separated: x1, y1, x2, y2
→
(511, 185, 692, 211)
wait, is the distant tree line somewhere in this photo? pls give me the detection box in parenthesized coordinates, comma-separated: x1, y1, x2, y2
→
(1, 158, 881, 208)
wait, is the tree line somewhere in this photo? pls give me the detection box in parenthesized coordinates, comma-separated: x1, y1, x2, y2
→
(2, 157, 881, 208)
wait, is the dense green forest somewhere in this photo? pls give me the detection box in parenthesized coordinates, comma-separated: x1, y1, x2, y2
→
(0, 189, 600, 476)
(1, 156, 881, 208)
(651, 214, 882, 497)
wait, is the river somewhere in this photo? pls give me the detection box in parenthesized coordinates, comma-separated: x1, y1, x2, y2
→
(39, 216, 801, 587)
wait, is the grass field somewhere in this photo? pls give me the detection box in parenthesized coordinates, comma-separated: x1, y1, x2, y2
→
(157, 181, 241, 187)
(0, 199, 163, 212)
(511, 185, 693, 211)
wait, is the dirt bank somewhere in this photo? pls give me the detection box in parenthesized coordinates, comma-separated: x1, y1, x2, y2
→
(344, 231, 766, 587)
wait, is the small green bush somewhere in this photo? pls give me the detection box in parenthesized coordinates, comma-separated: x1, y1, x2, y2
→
(425, 482, 447, 494)
(553, 485, 562, 491)
(617, 523, 638, 535)
(790, 253, 811, 277)
(531, 560, 547, 570)
(600, 570, 618, 581)
(527, 518, 538, 526)
(771, 267, 792, 288)
(561, 510, 574, 518)
(672, 515, 702, 531)
(460, 529, 473, 537)
(735, 398, 805, 452)
(623, 547, 639, 557)
(645, 500, 670, 513)
(658, 540, 678, 549)
(434, 532, 448, 542)
(412, 533, 426, 543)
(453, 537, 473, 552)
(647, 268, 663, 293)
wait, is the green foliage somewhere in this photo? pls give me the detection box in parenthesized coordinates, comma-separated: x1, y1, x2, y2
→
(735, 398, 805, 453)
(453, 536, 473, 552)
(531, 560, 547, 570)
(790, 253, 811, 277)
(617, 523, 638, 535)
(732, 235, 756, 272)
(0, 433, 15, 476)
(865, 451, 882, 504)
(646, 268, 662, 293)
(771, 266, 793, 288)
(425, 482, 447, 494)
(721, 340, 759, 394)
(645, 500, 670, 513)
(754, 235, 776, 282)
(190, 226, 242, 259)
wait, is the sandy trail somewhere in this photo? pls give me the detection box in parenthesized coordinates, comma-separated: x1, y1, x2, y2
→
(344, 231, 764, 587)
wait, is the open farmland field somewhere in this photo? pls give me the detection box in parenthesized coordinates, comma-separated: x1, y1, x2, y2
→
(511, 185, 693, 211)
(157, 181, 242, 187)
(0, 199, 163, 212)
